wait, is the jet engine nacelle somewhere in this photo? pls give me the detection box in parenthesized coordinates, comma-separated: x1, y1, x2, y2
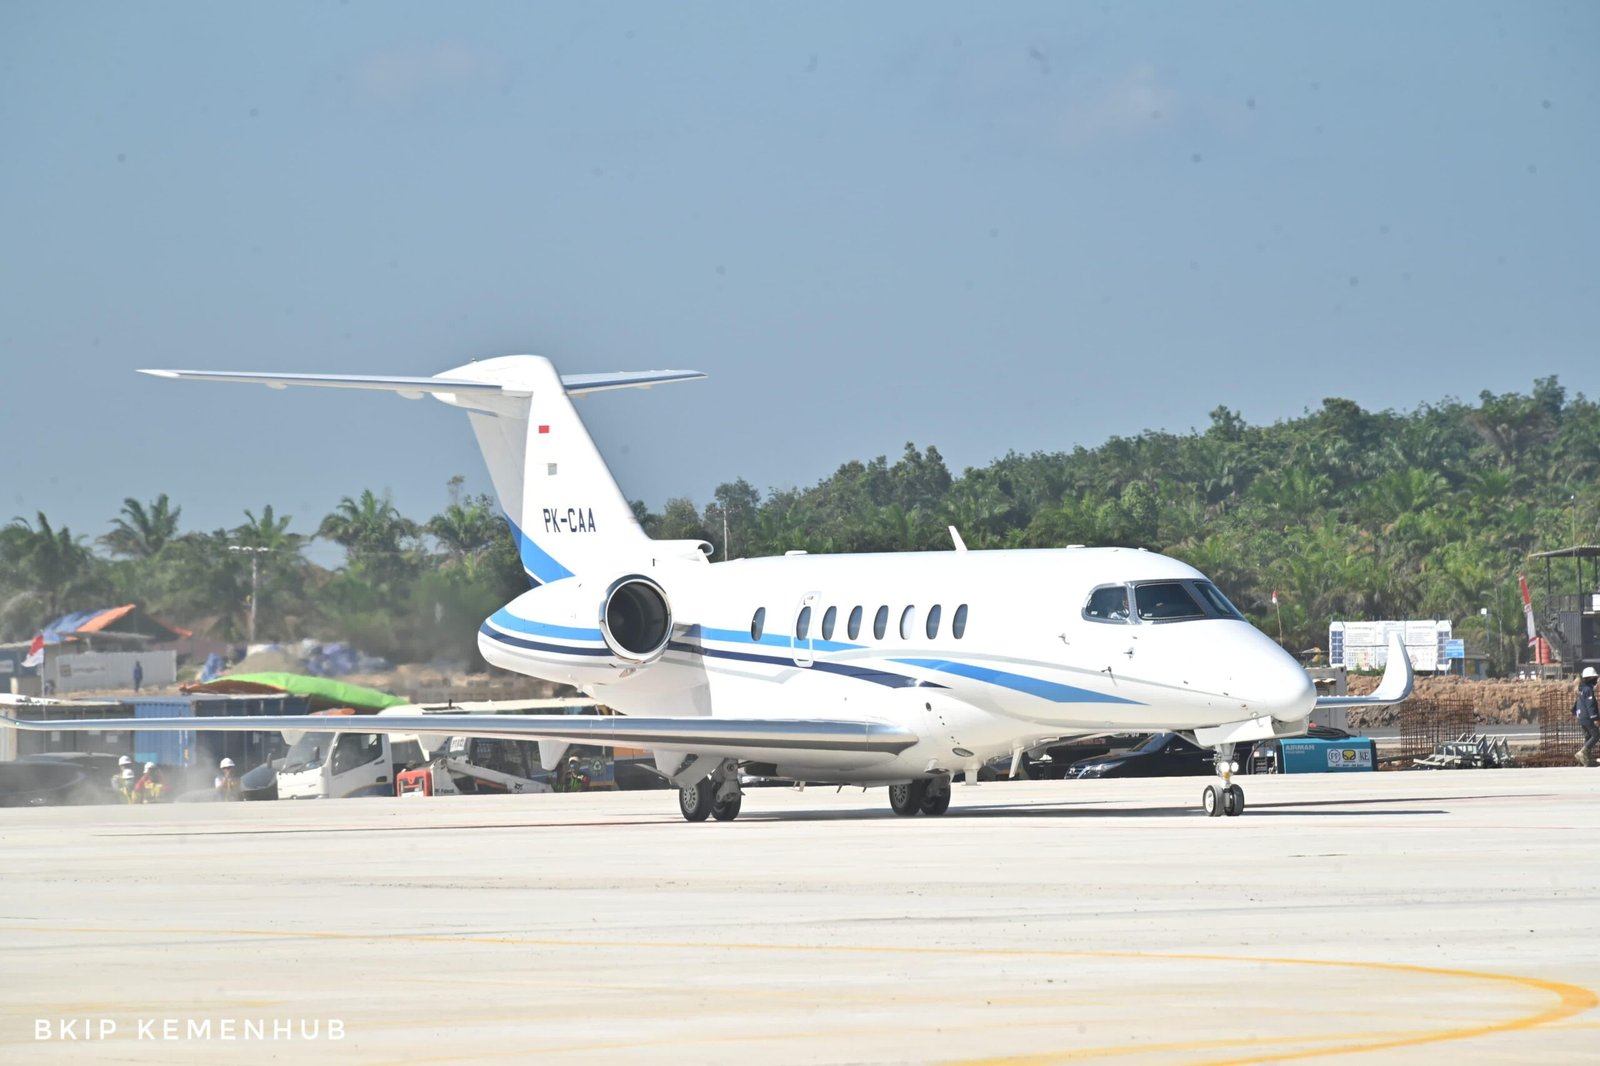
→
(485, 574, 674, 685)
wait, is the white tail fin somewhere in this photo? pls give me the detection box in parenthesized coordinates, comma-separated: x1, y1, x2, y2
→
(140, 356, 705, 584)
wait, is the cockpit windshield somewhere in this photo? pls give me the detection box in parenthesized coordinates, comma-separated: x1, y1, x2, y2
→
(1083, 585, 1130, 622)
(1193, 581, 1246, 620)
(1132, 582, 1206, 621)
(282, 731, 334, 772)
(1083, 579, 1248, 624)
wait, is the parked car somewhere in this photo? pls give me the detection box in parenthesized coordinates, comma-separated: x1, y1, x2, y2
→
(1068, 732, 1254, 779)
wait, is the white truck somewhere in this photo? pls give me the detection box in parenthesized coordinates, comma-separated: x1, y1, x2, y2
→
(274, 699, 599, 799)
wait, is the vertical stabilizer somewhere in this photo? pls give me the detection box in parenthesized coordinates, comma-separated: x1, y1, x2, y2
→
(138, 356, 706, 585)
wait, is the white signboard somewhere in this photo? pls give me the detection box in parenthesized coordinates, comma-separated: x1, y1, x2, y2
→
(1328, 620, 1452, 672)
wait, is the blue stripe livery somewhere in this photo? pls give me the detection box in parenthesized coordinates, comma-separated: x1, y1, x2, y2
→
(488, 609, 603, 642)
(890, 659, 1142, 705)
(503, 516, 574, 586)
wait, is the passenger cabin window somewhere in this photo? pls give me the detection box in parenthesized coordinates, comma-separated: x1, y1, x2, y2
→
(821, 606, 837, 640)
(953, 603, 968, 638)
(1084, 585, 1131, 623)
(1194, 581, 1246, 621)
(899, 606, 915, 639)
(796, 606, 812, 640)
(847, 606, 863, 640)
(751, 607, 766, 640)
(1133, 582, 1206, 622)
(873, 606, 889, 640)
(926, 604, 942, 639)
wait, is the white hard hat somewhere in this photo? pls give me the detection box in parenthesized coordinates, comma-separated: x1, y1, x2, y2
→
(220, 757, 235, 769)
(1584, 667, 1599, 680)
(144, 762, 156, 772)
(118, 755, 133, 766)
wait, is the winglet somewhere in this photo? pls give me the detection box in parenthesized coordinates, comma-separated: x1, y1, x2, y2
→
(1315, 633, 1415, 709)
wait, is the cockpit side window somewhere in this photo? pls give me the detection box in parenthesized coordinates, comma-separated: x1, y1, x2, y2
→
(1194, 581, 1245, 621)
(1133, 581, 1206, 622)
(1083, 585, 1131, 624)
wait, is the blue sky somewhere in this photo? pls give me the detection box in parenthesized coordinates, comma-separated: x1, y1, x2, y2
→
(2, 1, 1595, 562)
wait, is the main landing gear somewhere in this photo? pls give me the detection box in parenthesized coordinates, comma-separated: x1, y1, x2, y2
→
(1201, 742, 1245, 818)
(679, 761, 743, 822)
(887, 778, 951, 817)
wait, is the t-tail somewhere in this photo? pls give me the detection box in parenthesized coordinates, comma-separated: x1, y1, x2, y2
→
(139, 357, 706, 584)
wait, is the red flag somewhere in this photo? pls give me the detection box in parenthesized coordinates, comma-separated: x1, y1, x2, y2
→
(1271, 590, 1279, 605)
(22, 633, 44, 668)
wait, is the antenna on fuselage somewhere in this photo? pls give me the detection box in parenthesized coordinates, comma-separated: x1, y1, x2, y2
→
(948, 526, 967, 551)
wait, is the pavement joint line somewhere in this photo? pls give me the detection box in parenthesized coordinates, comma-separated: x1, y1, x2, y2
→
(7, 923, 1593, 1063)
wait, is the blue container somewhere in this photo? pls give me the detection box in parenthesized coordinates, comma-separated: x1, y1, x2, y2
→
(1278, 737, 1377, 773)
(128, 698, 196, 767)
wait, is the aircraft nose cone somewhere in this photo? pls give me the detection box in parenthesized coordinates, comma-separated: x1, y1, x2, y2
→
(1230, 643, 1317, 721)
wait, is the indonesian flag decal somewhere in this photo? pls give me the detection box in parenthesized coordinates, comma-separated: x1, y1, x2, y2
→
(1271, 590, 1279, 605)
(22, 633, 44, 668)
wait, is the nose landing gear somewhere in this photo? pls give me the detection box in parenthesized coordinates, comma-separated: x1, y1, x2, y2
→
(1201, 743, 1245, 818)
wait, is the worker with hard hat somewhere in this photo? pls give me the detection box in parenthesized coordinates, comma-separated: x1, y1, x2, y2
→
(116, 765, 139, 803)
(110, 754, 134, 792)
(133, 761, 166, 804)
(1577, 667, 1600, 766)
(559, 755, 589, 793)
(215, 757, 241, 800)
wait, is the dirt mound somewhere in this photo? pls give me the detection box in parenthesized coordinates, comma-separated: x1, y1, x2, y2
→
(1347, 676, 1574, 729)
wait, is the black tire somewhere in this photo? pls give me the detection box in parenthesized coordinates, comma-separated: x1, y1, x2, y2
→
(679, 778, 713, 822)
(1202, 784, 1224, 817)
(888, 780, 926, 816)
(919, 788, 951, 816)
(711, 790, 742, 822)
(1223, 784, 1244, 817)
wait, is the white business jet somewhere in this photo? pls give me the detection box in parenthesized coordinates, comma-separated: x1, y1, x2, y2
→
(1, 356, 1412, 819)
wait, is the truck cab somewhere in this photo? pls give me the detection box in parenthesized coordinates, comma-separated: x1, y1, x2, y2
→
(276, 729, 424, 799)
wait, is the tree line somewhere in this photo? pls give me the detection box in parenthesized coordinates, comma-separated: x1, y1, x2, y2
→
(2, 380, 1595, 671)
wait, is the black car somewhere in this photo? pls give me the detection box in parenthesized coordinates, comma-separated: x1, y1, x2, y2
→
(1067, 732, 1252, 779)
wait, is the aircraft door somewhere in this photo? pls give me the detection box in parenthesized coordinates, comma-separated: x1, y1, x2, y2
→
(792, 591, 820, 667)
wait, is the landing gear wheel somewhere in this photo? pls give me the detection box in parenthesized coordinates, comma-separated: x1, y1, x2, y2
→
(888, 780, 927, 816)
(679, 778, 714, 822)
(1223, 784, 1244, 817)
(919, 788, 951, 816)
(711, 791, 742, 822)
(1202, 784, 1224, 818)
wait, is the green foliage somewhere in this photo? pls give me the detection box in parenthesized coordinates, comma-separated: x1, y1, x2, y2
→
(2, 379, 1594, 675)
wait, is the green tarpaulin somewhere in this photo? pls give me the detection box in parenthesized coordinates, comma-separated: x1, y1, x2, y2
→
(182, 673, 405, 712)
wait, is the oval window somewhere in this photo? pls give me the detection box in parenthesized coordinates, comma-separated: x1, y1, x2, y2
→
(847, 606, 863, 640)
(926, 604, 942, 639)
(751, 607, 766, 641)
(873, 606, 889, 640)
(796, 605, 812, 640)
(899, 606, 915, 639)
(952, 604, 968, 639)
(821, 606, 837, 640)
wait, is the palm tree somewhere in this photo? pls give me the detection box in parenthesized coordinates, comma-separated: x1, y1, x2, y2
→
(0, 513, 103, 627)
(100, 495, 181, 559)
(318, 490, 418, 557)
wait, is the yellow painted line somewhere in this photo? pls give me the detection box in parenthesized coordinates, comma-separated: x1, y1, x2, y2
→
(5, 924, 1594, 1064)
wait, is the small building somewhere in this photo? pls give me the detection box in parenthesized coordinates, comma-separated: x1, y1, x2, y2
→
(21, 604, 193, 695)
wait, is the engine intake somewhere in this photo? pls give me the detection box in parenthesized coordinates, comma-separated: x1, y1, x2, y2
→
(600, 576, 672, 664)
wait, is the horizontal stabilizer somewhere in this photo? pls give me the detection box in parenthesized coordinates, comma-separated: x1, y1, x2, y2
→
(1315, 633, 1415, 709)
(0, 711, 917, 758)
(138, 367, 704, 398)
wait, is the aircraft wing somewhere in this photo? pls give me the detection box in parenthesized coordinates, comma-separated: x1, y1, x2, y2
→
(0, 709, 916, 760)
(1314, 633, 1415, 709)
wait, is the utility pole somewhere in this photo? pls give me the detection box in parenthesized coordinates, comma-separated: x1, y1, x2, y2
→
(228, 545, 272, 645)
